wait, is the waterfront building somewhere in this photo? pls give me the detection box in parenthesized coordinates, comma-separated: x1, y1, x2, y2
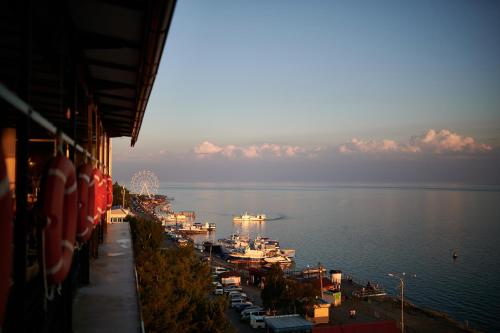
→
(108, 206, 131, 223)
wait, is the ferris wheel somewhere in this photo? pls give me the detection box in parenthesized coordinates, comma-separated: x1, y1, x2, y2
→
(130, 170, 159, 198)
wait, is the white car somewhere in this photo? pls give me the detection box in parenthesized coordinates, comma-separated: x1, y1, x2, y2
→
(213, 266, 229, 275)
(241, 310, 265, 322)
(223, 285, 242, 293)
(213, 283, 224, 295)
(241, 306, 263, 317)
(250, 315, 266, 329)
(229, 292, 247, 301)
(228, 291, 246, 298)
(231, 298, 250, 308)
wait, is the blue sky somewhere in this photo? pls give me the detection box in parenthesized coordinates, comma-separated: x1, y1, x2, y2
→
(113, 0, 500, 184)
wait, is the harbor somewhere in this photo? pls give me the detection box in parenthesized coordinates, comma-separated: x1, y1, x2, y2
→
(134, 193, 480, 332)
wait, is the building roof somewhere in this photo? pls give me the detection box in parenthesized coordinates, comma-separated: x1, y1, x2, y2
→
(264, 315, 314, 332)
(110, 207, 129, 216)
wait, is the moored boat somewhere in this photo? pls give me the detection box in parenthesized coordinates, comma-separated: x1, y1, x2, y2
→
(263, 255, 292, 264)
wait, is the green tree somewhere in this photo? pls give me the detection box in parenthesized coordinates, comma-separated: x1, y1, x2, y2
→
(112, 181, 130, 208)
(261, 264, 288, 312)
(126, 215, 232, 333)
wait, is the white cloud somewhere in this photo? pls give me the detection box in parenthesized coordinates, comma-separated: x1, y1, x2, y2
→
(192, 141, 319, 159)
(193, 141, 223, 156)
(338, 129, 492, 154)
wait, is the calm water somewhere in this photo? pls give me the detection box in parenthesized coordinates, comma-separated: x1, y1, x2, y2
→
(159, 183, 500, 332)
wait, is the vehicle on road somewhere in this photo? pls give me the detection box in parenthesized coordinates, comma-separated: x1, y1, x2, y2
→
(224, 285, 243, 293)
(231, 298, 251, 308)
(234, 303, 255, 312)
(250, 315, 266, 329)
(241, 306, 263, 316)
(241, 310, 265, 322)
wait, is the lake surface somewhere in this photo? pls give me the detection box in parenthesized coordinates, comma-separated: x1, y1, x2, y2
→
(159, 182, 500, 332)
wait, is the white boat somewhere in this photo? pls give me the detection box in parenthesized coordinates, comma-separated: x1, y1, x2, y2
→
(178, 223, 208, 234)
(228, 246, 266, 262)
(233, 212, 266, 222)
(263, 255, 292, 264)
(217, 234, 250, 254)
(281, 249, 296, 258)
(165, 213, 187, 222)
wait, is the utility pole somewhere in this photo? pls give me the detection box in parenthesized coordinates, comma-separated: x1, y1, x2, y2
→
(121, 185, 125, 207)
(318, 262, 323, 299)
(388, 272, 416, 333)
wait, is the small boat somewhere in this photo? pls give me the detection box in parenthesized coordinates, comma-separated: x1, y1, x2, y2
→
(233, 212, 266, 222)
(302, 266, 326, 278)
(453, 250, 458, 260)
(178, 223, 208, 234)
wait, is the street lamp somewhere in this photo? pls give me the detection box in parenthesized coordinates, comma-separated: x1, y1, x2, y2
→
(388, 272, 416, 333)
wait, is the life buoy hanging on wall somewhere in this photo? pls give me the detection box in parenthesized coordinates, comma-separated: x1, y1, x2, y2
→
(100, 175, 107, 213)
(42, 155, 78, 284)
(92, 168, 103, 224)
(0, 148, 13, 326)
(76, 164, 94, 243)
(106, 175, 113, 210)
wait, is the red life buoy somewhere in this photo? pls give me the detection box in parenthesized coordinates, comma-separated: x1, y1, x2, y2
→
(42, 155, 77, 284)
(0, 148, 13, 326)
(100, 175, 107, 212)
(106, 175, 113, 210)
(76, 164, 94, 242)
(92, 168, 103, 224)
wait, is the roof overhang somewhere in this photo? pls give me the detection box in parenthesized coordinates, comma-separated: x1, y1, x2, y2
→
(69, 0, 176, 145)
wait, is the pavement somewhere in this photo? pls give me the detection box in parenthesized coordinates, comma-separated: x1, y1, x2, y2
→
(73, 223, 141, 333)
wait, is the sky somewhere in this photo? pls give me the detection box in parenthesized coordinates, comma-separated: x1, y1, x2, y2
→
(113, 0, 500, 184)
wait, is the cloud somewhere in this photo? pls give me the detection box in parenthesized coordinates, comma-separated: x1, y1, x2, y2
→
(192, 141, 319, 159)
(339, 129, 492, 154)
(193, 141, 223, 156)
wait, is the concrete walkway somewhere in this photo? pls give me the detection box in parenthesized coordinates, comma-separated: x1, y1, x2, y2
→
(73, 223, 141, 333)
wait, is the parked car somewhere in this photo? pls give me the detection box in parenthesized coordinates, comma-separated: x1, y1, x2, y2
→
(241, 310, 266, 322)
(250, 315, 266, 329)
(228, 291, 246, 298)
(229, 293, 247, 301)
(213, 266, 229, 275)
(241, 306, 263, 317)
(234, 303, 255, 312)
(213, 284, 223, 295)
(231, 298, 251, 308)
(224, 285, 243, 293)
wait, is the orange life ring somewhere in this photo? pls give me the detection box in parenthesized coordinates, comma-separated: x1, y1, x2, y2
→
(100, 175, 107, 212)
(76, 164, 94, 242)
(0, 148, 13, 326)
(92, 168, 103, 224)
(106, 175, 113, 210)
(42, 155, 78, 284)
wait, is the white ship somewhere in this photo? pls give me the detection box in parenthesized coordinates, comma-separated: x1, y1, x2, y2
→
(233, 212, 267, 222)
(263, 255, 292, 264)
(228, 246, 266, 262)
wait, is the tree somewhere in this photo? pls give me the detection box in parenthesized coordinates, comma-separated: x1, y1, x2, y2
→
(127, 215, 232, 333)
(112, 181, 130, 208)
(261, 264, 288, 312)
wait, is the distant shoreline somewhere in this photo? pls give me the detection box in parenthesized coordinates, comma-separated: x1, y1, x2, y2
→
(150, 181, 500, 193)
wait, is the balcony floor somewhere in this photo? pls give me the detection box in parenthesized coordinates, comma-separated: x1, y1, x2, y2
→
(73, 222, 141, 333)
